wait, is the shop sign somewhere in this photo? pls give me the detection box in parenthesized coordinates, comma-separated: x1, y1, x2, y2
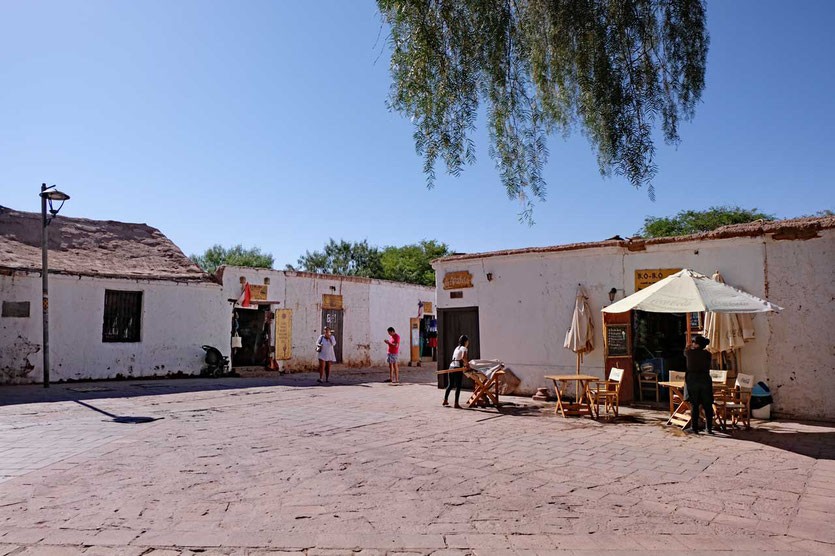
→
(443, 271, 473, 290)
(249, 284, 268, 301)
(634, 268, 680, 291)
(422, 301, 433, 314)
(322, 294, 343, 310)
(274, 309, 292, 360)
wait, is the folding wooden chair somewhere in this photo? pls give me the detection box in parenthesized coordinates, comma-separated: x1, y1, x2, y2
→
(668, 370, 686, 415)
(589, 368, 624, 419)
(709, 369, 728, 385)
(464, 365, 505, 409)
(716, 373, 754, 430)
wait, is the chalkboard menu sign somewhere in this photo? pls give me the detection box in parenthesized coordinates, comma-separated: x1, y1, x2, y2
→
(689, 312, 702, 330)
(605, 324, 631, 357)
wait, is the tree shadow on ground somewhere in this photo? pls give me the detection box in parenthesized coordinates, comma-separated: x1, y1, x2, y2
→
(726, 425, 835, 460)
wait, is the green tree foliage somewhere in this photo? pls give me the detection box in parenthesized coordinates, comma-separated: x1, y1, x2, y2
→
(377, 0, 709, 222)
(190, 244, 274, 274)
(380, 240, 451, 286)
(638, 206, 776, 238)
(290, 239, 384, 278)
(290, 239, 451, 286)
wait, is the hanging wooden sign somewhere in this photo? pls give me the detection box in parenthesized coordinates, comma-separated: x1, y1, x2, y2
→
(322, 294, 343, 310)
(634, 269, 680, 291)
(443, 271, 473, 290)
(423, 301, 434, 314)
(274, 309, 292, 360)
(249, 284, 268, 301)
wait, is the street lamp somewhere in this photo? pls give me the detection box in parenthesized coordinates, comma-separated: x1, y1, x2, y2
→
(40, 183, 70, 388)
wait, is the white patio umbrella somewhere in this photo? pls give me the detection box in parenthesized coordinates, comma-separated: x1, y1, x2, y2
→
(602, 269, 782, 314)
(564, 285, 594, 373)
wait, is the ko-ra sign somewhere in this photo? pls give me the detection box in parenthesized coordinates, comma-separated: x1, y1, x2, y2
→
(443, 271, 473, 290)
(635, 268, 681, 291)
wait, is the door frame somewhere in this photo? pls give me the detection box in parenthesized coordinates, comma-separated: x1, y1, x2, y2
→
(437, 306, 480, 389)
(321, 308, 344, 363)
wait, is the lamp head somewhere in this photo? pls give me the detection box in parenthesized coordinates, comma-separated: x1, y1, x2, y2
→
(608, 287, 617, 302)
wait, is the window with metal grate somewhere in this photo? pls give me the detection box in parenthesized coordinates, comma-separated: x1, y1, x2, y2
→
(102, 290, 142, 342)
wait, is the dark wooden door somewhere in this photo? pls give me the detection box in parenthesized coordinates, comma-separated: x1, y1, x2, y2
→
(437, 307, 480, 389)
(321, 309, 344, 363)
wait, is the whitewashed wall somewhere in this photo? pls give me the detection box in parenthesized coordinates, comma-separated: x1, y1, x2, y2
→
(765, 233, 835, 420)
(219, 267, 434, 371)
(0, 272, 227, 383)
(434, 230, 835, 420)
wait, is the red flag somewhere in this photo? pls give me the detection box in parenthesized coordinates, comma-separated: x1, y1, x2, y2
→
(238, 283, 252, 308)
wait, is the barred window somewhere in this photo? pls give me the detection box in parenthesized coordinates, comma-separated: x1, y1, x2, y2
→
(102, 290, 142, 342)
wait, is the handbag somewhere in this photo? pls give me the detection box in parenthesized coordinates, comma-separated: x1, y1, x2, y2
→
(315, 336, 323, 353)
(231, 333, 242, 349)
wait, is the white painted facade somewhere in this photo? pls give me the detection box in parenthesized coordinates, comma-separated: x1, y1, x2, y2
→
(433, 228, 835, 421)
(0, 272, 228, 384)
(218, 267, 435, 370)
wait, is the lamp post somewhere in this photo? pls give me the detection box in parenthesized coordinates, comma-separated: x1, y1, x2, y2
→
(40, 184, 70, 388)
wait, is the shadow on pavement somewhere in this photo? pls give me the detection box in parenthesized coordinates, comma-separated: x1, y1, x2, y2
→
(75, 400, 162, 424)
(0, 366, 439, 408)
(729, 425, 835, 460)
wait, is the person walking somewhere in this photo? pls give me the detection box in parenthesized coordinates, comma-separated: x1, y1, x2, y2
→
(384, 327, 400, 383)
(443, 335, 469, 408)
(316, 327, 337, 383)
(684, 334, 714, 434)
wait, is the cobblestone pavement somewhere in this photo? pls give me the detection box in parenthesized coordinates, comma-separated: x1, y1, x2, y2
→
(1, 367, 834, 555)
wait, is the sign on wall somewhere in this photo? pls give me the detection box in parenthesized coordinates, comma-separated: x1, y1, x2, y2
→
(423, 301, 434, 314)
(322, 294, 343, 310)
(634, 269, 680, 291)
(275, 309, 293, 360)
(443, 271, 473, 290)
(249, 284, 268, 301)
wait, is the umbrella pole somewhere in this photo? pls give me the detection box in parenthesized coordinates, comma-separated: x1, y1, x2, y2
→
(576, 352, 581, 400)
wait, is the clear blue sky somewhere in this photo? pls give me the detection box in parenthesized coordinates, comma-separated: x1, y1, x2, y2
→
(2, 0, 833, 267)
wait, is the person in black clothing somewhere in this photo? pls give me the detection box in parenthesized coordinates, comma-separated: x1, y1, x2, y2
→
(684, 335, 714, 435)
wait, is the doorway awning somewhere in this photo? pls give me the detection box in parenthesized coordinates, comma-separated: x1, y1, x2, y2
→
(602, 269, 782, 314)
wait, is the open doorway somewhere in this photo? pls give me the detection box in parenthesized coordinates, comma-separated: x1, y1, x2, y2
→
(232, 306, 271, 367)
(437, 307, 480, 390)
(633, 310, 687, 381)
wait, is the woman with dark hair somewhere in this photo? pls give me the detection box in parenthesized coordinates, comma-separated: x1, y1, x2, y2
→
(443, 335, 469, 408)
(684, 334, 714, 434)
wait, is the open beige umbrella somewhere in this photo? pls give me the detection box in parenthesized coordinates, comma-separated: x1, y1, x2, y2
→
(603, 269, 782, 314)
(564, 285, 594, 374)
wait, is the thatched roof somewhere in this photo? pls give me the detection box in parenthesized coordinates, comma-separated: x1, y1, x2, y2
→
(0, 206, 213, 282)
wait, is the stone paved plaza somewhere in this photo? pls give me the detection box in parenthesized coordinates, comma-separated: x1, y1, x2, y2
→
(1, 368, 834, 555)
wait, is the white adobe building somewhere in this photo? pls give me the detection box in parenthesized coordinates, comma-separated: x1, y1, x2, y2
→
(216, 266, 436, 371)
(432, 216, 835, 421)
(0, 206, 229, 384)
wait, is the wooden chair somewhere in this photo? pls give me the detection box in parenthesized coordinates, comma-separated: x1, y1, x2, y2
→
(636, 364, 660, 402)
(709, 369, 728, 385)
(716, 373, 754, 430)
(668, 370, 686, 415)
(589, 368, 624, 419)
(464, 366, 505, 409)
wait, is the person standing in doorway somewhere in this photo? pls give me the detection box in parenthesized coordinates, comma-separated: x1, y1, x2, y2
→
(384, 327, 400, 383)
(316, 327, 337, 383)
(443, 335, 469, 408)
(684, 334, 714, 435)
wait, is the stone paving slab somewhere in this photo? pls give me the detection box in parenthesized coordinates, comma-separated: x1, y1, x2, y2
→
(0, 368, 834, 554)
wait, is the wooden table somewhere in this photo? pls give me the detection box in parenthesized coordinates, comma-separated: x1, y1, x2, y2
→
(545, 374, 598, 418)
(658, 380, 731, 429)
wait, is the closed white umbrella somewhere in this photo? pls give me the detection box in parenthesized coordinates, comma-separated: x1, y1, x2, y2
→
(603, 269, 782, 314)
(564, 285, 594, 374)
(704, 271, 746, 354)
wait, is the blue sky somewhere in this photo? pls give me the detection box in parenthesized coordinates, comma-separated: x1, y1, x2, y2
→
(1, 0, 833, 267)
